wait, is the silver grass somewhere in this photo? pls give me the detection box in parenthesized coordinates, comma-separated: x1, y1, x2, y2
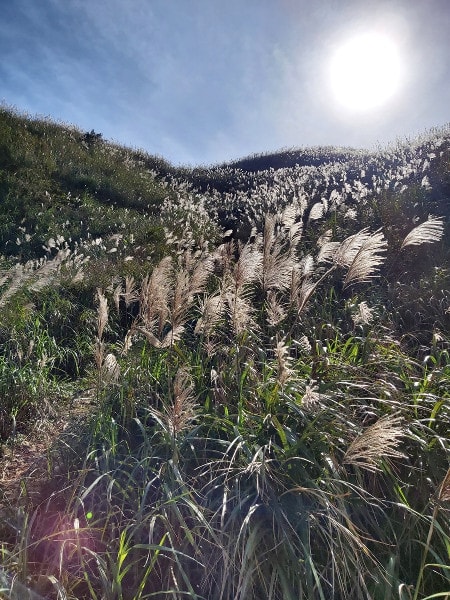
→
(214, 241, 235, 277)
(400, 216, 444, 249)
(163, 368, 197, 437)
(0, 270, 11, 288)
(94, 339, 105, 372)
(136, 326, 161, 348)
(318, 240, 340, 264)
(289, 265, 302, 307)
(315, 228, 387, 290)
(136, 324, 185, 349)
(0, 250, 71, 308)
(123, 275, 139, 307)
(261, 215, 296, 292)
(302, 384, 322, 409)
(140, 256, 172, 334)
(0, 263, 25, 307)
(189, 252, 215, 295)
(265, 290, 287, 327)
(280, 205, 303, 245)
(274, 337, 294, 385)
(105, 275, 122, 296)
(262, 213, 276, 257)
(112, 275, 138, 313)
(280, 204, 297, 229)
(225, 291, 256, 337)
(102, 352, 120, 383)
(343, 414, 406, 472)
(334, 228, 374, 268)
(138, 251, 214, 347)
(317, 229, 341, 263)
(171, 269, 192, 327)
(194, 292, 225, 335)
(161, 324, 186, 348)
(232, 241, 262, 290)
(299, 254, 314, 277)
(96, 289, 108, 341)
(308, 201, 325, 221)
(351, 301, 375, 326)
(287, 219, 303, 245)
(174, 251, 216, 326)
(342, 230, 387, 288)
(294, 277, 317, 315)
(344, 208, 358, 221)
(69, 252, 90, 284)
(29, 248, 71, 292)
(295, 335, 312, 354)
(94, 289, 109, 373)
(121, 328, 134, 355)
(113, 280, 122, 314)
(210, 367, 219, 388)
(203, 338, 222, 358)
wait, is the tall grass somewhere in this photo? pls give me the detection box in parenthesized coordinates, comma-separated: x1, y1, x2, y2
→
(0, 108, 448, 599)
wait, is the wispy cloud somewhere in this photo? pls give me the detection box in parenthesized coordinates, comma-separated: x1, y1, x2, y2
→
(1, 0, 448, 164)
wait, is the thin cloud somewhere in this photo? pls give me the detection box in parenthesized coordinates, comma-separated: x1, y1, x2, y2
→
(1, 0, 448, 164)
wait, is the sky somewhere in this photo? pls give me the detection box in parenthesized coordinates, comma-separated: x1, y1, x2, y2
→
(1, 0, 449, 166)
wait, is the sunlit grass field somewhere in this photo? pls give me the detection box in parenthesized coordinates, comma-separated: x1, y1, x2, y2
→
(0, 107, 449, 599)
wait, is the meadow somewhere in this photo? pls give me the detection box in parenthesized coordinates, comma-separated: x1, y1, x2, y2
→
(0, 106, 449, 599)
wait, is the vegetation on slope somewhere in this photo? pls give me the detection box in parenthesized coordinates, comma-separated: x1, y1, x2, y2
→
(0, 107, 449, 599)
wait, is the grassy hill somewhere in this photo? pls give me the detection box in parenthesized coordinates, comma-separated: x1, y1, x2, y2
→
(0, 106, 449, 599)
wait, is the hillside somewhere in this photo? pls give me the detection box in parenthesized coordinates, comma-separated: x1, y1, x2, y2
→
(0, 107, 449, 600)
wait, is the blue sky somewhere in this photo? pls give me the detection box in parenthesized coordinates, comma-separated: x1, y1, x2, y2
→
(1, 0, 449, 165)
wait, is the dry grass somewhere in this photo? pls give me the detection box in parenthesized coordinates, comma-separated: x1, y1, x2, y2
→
(0, 110, 448, 599)
(401, 217, 445, 249)
(343, 414, 407, 472)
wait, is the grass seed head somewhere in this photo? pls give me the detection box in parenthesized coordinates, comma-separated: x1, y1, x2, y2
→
(400, 217, 445, 249)
(343, 414, 407, 472)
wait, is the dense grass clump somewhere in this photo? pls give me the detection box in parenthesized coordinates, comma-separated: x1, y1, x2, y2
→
(0, 108, 449, 599)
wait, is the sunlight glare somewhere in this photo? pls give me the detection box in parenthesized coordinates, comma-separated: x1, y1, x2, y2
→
(329, 32, 403, 112)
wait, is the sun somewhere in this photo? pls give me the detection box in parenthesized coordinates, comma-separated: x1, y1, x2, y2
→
(328, 32, 403, 112)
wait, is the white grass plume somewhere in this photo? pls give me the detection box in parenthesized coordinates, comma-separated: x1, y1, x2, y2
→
(274, 336, 294, 385)
(0, 250, 71, 308)
(261, 214, 296, 292)
(225, 290, 256, 337)
(265, 290, 287, 327)
(137, 251, 215, 347)
(171, 251, 215, 329)
(194, 292, 225, 336)
(123, 275, 139, 307)
(334, 229, 379, 268)
(96, 289, 108, 341)
(232, 241, 262, 291)
(317, 229, 340, 263)
(292, 275, 316, 315)
(94, 289, 109, 372)
(308, 201, 325, 221)
(343, 414, 406, 472)
(155, 368, 197, 438)
(102, 352, 120, 383)
(351, 301, 375, 326)
(139, 256, 172, 335)
(400, 216, 444, 249)
(343, 229, 387, 287)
